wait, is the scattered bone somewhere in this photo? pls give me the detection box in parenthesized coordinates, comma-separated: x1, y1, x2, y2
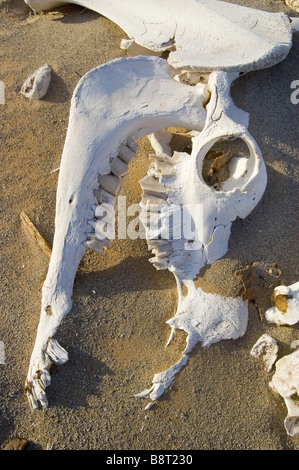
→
(250, 334, 278, 372)
(291, 340, 299, 350)
(20, 211, 52, 259)
(265, 282, 299, 326)
(21, 63, 52, 100)
(269, 348, 299, 437)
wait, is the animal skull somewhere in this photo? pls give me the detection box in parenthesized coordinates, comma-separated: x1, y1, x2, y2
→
(24, 0, 296, 409)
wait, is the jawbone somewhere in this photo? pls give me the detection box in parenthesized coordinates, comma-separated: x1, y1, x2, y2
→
(25, 55, 207, 408)
(25, 0, 297, 409)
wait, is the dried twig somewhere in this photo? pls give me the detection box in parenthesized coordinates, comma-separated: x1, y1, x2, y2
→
(20, 211, 52, 259)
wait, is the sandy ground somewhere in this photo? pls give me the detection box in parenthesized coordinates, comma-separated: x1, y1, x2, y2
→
(0, 0, 298, 451)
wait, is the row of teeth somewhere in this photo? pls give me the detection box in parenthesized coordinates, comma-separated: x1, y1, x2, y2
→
(85, 133, 189, 274)
(139, 150, 184, 270)
(85, 137, 139, 254)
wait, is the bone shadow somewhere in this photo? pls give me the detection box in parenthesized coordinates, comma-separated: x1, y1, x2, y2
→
(51, 5, 100, 24)
(75, 255, 175, 299)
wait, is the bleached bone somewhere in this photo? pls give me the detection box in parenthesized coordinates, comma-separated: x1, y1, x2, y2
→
(21, 63, 52, 100)
(250, 334, 278, 372)
(24, 0, 293, 74)
(25, 55, 207, 408)
(136, 70, 267, 406)
(269, 349, 299, 437)
(265, 281, 299, 326)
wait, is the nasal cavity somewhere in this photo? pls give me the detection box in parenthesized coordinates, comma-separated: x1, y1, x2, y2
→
(202, 138, 250, 191)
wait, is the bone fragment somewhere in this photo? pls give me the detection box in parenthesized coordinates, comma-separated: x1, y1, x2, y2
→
(269, 349, 299, 437)
(20, 211, 52, 259)
(265, 282, 299, 326)
(250, 334, 278, 372)
(21, 64, 52, 100)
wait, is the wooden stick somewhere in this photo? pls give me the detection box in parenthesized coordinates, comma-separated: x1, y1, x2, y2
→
(20, 211, 52, 259)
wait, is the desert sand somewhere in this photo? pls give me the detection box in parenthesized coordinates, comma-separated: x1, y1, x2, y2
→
(0, 0, 298, 451)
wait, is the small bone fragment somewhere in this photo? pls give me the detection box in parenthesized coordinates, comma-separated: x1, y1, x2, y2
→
(21, 64, 52, 100)
(250, 334, 278, 372)
(20, 211, 52, 259)
(265, 282, 299, 326)
(110, 157, 128, 177)
(269, 349, 299, 437)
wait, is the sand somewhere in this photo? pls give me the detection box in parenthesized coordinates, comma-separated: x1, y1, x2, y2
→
(0, 0, 298, 451)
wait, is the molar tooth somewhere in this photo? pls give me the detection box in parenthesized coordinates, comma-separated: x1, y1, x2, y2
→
(94, 188, 103, 204)
(139, 175, 169, 197)
(111, 156, 128, 177)
(93, 220, 115, 240)
(118, 143, 136, 164)
(94, 202, 115, 220)
(98, 174, 122, 196)
(126, 136, 139, 153)
(86, 235, 110, 254)
(147, 239, 171, 248)
(149, 152, 176, 165)
(101, 189, 117, 207)
(140, 198, 165, 211)
(152, 245, 173, 257)
(149, 258, 169, 270)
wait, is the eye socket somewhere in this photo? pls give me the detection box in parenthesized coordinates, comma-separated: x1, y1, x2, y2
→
(201, 137, 251, 191)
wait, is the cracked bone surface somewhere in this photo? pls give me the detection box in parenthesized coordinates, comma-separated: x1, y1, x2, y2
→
(24, 0, 295, 409)
(24, 0, 293, 72)
(270, 349, 299, 437)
